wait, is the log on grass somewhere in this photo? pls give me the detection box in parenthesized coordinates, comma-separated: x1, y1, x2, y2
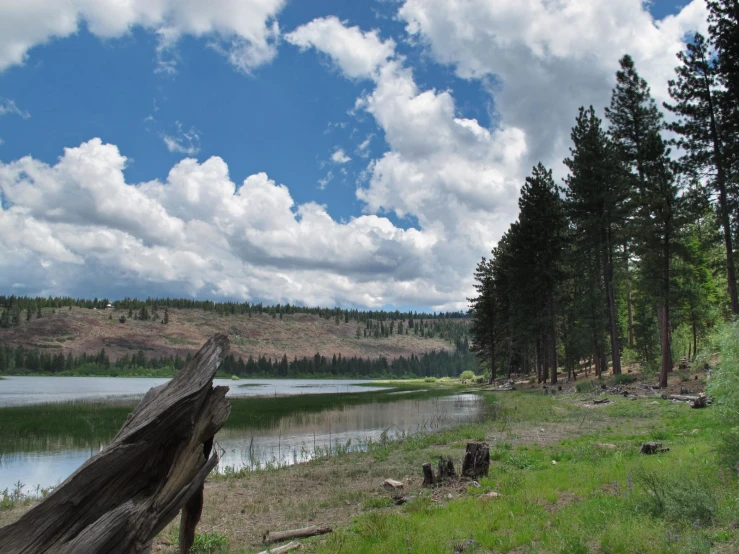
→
(263, 526, 332, 544)
(666, 394, 700, 402)
(462, 442, 490, 479)
(0, 334, 232, 554)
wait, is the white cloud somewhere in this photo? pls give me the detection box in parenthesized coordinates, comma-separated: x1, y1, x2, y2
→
(356, 135, 373, 158)
(161, 122, 201, 155)
(331, 149, 351, 164)
(286, 16, 396, 79)
(0, 138, 457, 308)
(398, 0, 708, 173)
(0, 98, 30, 119)
(0, 0, 287, 74)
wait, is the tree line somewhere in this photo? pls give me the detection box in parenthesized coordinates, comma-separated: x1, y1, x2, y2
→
(469, 1, 739, 388)
(0, 295, 466, 328)
(0, 339, 476, 379)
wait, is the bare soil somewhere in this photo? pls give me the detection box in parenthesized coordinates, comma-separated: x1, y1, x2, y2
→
(0, 307, 458, 363)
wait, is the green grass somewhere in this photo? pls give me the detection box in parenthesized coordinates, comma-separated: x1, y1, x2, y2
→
(301, 393, 739, 554)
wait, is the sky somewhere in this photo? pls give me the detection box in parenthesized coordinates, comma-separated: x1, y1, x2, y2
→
(0, 0, 709, 311)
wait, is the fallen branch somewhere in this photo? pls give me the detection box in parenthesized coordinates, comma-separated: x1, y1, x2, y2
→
(263, 526, 333, 544)
(257, 541, 301, 554)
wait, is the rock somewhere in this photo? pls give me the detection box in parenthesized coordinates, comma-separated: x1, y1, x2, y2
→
(481, 491, 502, 499)
(383, 479, 404, 490)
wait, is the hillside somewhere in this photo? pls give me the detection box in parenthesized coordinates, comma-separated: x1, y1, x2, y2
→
(0, 306, 464, 363)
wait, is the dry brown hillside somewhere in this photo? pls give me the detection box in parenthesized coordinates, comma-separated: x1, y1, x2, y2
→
(0, 307, 460, 362)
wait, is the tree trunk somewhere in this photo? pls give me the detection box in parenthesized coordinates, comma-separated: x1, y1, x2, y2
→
(625, 244, 635, 347)
(660, 238, 671, 388)
(603, 225, 621, 375)
(0, 334, 231, 554)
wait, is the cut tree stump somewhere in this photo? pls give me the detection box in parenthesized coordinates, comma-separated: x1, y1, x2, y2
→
(462, 442, 490, 478)
(422, 463, 435, 486)
(263, 526, 332, 544)
(640, 442, 670, 455)
(691, 395, 708, 409)
(0, 334, 232, 554)
(436, 456, 456, 481)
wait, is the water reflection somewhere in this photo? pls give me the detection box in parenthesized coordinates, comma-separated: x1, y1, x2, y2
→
(0, 394, 483, 491)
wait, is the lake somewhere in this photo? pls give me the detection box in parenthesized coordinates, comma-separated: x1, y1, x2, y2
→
(0, 377, 485, 492)
(0, 376, 388, 407)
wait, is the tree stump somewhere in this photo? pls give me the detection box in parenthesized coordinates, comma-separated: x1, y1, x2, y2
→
(640, 442, 669, 455)
(0, 334, 232, 554)
(691, 395, 707, 409)
(462, 442, 490, 478)
(437, 456, 456, 482)
(422, 463, 434, 486)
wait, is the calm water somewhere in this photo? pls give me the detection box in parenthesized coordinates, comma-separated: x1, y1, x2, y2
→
(0, 376, 387, 407)
(0, 377, 484, 492)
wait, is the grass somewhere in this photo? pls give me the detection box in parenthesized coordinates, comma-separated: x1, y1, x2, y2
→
(297, 394, 739, 554)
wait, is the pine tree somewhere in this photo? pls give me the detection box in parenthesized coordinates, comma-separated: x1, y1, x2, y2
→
(468, 257, 497, 383)
(163, 307, 169, 325)
(664, 32, 739, 313)
(606, 55, 679, 388)
(563, 106, 629, 375)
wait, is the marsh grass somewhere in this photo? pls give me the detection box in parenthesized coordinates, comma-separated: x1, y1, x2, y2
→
(0, 382, 463, 455)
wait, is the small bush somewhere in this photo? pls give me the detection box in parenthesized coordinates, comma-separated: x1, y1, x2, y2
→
(460, 370, 475, 381)
(610, 374, 636, 386)
(119, 315, 126, 323)
(423, 376, 439, 383)
(634, 467, 717, 524)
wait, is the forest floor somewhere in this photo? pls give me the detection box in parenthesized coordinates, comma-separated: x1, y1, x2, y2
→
(0, 306, 458, 364)
(2, 366, 736, 553)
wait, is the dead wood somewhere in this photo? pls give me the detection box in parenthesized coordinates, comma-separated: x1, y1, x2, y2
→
(691, 395, 708, 409)
(263, 526, 332, 544)
(257, 541, 301, 554)
(437, 456, 456, 481)
(640, 442, 670, 455)
(422, 463, 435, 486)
(462, 442, 490, 479)
(0, 334, 231, 554)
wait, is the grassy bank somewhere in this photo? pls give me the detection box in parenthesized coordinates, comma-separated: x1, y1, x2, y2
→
(171, 390, 739, 553)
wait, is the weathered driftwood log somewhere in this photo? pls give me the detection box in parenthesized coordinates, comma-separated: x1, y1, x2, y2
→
(462, 442, 490, 478)
(640, 442, 670, 455)
(0, 334, 232, 554)
(257, 541, 301, 554)
(422, 463, 435, 486)
(263, 526, 332, 544)
(437, 456, 456, 481)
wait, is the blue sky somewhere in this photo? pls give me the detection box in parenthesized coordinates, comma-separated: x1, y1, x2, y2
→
(0, 0, 708, 310)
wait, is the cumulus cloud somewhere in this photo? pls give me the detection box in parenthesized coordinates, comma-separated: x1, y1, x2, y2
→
(286, 16, 396, 79)
(398, 0, 709, 173)
(0, 138, 454, 308)
(331, 149, 351, 164)
(0, 0, 286, 74)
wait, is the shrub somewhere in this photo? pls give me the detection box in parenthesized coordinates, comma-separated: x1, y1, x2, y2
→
(423, 376, 438, 383)
(610, 374, 636, 386)
(460, 370, 475, 381)
(119, 315, 126, 323)
(634, 467, 717, 524)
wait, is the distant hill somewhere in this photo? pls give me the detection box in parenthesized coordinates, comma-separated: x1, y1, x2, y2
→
(0, 306, 468, 364)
